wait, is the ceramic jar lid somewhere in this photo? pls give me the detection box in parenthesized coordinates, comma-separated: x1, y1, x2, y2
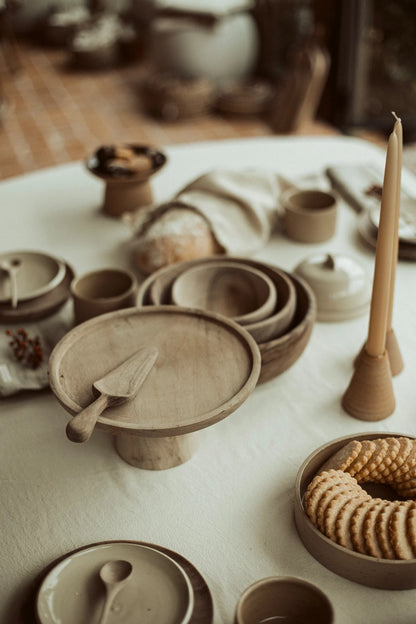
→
(294, 253, 371, 322)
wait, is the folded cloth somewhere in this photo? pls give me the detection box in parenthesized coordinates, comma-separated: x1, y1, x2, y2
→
(0, 303, 73, 397)
(128, 168, 284, 255)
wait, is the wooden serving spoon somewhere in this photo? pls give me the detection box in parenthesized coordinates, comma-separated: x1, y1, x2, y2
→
(66, 346, 158, 444)
(99, 559, 133, 624)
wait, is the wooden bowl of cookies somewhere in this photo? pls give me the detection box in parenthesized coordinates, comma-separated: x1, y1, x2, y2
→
(294, 431, 416, 589)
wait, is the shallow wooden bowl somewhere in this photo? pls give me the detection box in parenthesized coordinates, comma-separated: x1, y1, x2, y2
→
(257, 272, 316, 384)
(294, 431, 416, 589)
(170, 261, 277, 325)
(138, 257, 297, 345)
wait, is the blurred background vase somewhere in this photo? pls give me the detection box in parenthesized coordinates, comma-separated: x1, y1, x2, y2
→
(149, 10, 259, 84)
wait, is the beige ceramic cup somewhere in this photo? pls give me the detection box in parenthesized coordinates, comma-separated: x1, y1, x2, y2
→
(282, 188, 338, 243)
(235, 576, 334, 624)
(71, 268, 138, 324)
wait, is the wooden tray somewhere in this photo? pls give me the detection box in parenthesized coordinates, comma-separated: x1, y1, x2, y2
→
(19, 540, 213, 624)
(49, 306, 261, 469)
(0, 263, 74, 323)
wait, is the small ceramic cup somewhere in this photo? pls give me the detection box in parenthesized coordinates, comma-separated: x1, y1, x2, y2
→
(282, 188, 338, 243)
(71, 268, 138, 324)
(235, 576, 334, 624)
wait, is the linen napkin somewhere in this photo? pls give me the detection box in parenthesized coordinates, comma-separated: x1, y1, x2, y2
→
(127, 168, 284, 255)
(127, 168, 332, 255)
(0, 303, 73, 397)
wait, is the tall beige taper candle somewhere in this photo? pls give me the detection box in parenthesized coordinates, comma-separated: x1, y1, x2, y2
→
(365, 127, 399, 357)
(387, 113, 402, 331)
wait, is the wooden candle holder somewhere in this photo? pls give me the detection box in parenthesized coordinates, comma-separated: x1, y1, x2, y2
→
(342, 348, 395, 421)
(385, 327, 404, 376)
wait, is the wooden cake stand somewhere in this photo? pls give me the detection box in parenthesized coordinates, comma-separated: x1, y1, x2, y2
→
(49, 306, 261, 470)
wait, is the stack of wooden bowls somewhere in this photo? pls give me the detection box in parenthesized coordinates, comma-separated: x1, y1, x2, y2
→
(137, 256, 317, 384)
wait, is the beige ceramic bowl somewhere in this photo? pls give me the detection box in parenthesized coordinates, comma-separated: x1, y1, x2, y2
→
(235, 576, 334, 624)
(170, 261, 277, 325)
(294, 431, 416, 589)
(282, 188, 338, 243)
(71, 267, 138, 324)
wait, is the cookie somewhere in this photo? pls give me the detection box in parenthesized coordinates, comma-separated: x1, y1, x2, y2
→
(406, 504, 416, 557)
(363, 499, 385, 558)
(315, 476, 362, 533)
(383, 438, 414, 483)
(346, 440, 377, 478)
(350, 499, 380, 555)
(374, 500, 400, 559)
(335, 496, 371, 550)
(324, 491, 367, 542)
(354, 438, 389, 482)
(367, 437, 401, 481)
(319, 440, 361, 473)
(389, 501, 415, 560)
(304, 470, 345, 524)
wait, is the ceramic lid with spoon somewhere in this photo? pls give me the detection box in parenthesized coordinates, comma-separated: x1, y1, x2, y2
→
(0, 250, 66, 308)
(36, 542, 194, 624)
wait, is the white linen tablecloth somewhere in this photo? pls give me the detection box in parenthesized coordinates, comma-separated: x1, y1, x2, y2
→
(1, 136, 416, 624)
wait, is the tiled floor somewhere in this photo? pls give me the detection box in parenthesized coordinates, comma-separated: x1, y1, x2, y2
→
(0, 39, 337, 180)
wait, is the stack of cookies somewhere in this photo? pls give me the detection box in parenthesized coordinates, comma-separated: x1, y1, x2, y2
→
(303, 437, 416, 560)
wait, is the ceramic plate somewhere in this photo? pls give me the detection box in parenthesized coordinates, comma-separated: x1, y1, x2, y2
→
(369, 198, 416, 244)
(0, 250, 66, 304)
(0, 263, 75, 322)
(36, 542, 194, 624)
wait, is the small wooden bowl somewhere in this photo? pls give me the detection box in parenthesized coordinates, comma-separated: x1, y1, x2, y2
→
(170, 261, 277, 325)
(257, 272, 316, 384)
(138, 258, 297, 344)
(294, 431, 416, 589)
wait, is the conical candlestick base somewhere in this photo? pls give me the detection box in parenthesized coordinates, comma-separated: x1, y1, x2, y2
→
(342, 349, 395, 421)
(354, 328, 403, 377)
(385, 327, 404, 376)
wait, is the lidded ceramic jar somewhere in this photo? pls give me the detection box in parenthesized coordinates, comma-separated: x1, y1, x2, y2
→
(294, 252, 372, 322)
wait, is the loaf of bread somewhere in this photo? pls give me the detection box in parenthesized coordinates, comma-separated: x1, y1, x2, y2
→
(131, 207, 224, 275)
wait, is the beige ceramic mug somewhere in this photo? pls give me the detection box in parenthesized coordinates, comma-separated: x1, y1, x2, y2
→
(235, 576, 334, 624)
(71, 267, 138, 324)
(282, 188, 338, 243)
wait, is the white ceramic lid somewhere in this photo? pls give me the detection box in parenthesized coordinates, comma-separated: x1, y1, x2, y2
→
(294, 253, 371, 322)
